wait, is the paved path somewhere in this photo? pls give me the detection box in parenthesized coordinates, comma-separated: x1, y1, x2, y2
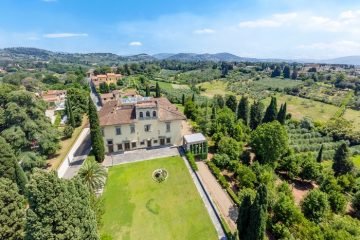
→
(181, 155, 227, 240)
(197, 161, 238, 231)
(102, 146, 180, 167)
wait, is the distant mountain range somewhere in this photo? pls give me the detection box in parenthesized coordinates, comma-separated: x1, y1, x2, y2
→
(1, 47, 360, 65)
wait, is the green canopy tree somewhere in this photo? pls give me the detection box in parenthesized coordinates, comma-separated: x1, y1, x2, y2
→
(263, 97, 278, 123)
(277, 103, 287, 125)
(78, 158, 107, 193)
(271, 66, 282, 78)
(250, 121, 288, 164)
(225, 95, 237, 112)
(88, 96, 105, 162)
(25, 170, 99, 240)
(237, 96, 250, 125)
(0, 178, 26, 240)
(155, 82, 161, 98)
(248, 184, 268, 240)
(302, 189, 329, 223)
(283, 65, 291, 78)
(332, 143, 354, 176)
(250, 101, 264, 130)
(237, 195, 252, 240)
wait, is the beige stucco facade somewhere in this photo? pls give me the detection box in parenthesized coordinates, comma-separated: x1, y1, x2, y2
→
(102, 118, 183, 153)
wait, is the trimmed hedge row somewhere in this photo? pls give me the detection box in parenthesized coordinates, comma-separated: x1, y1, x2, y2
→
(185, 152, 198, 171)
(206, 161, 229, 188)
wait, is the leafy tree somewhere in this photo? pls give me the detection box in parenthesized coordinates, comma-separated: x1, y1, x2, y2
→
(328, 191, 347, 214)
(277, 103, 287, 125)
(212, 154, 231, 169)
(283, 65, 291, 78)
(250, 101, 264, 130)
(299, 155, 321, 181)
(63, 125, 74, 139)
(302, 189, 329, 223)
(99, 82, 109, 94)
(225, 95, 237, 112)
(155, 82, 161, 98)
(237, 96, 250, 125)
(213, 94, 225, 108)
(0, 178, 26, 240)
(88, 96, 105, 162)
(237, 195, 252, 240)
(250, 121, 288, 164)
(273, 193, 302, 227)
(271, 66, 282, 78)
(291, 68, 298, 80)
(25, 170, 99, 240)
(43, 74, 60, 84)
(332, 143, 354, 176)
(218, 137, 242, 160)
(236, 165, 257, 189)
(19, 152, 46, 173)
(263, 97, 278, 123)
(248, 184, 268, 240)
(0, 136, 27, 193)
(184, 99, 198, 121)
(78, 158, 107, 193)
(353, 191, 360, 219)
(108, 83, 116, 91)
(317, 144, 324, 163)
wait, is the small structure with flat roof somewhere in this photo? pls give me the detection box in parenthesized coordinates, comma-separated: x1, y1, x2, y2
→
(183, 133, 208, 157)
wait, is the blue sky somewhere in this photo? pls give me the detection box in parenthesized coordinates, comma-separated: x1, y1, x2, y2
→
(1, 0, 360, 59)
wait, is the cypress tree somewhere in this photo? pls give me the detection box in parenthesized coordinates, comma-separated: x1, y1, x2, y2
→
(332, 143, 354, 176)
(263, 97, 278, 123)
(145, 85, 150, 97)
(237, 195, 252, 240)
(0, 178, 26, 239)
(88, 96, 105, 162)
(250, 101, 264, 130)
(66, 99, 76, 128)
(181, 94, 185, 106)
(317, 144, 324, 163)
(226, 95, 237, 112)
(248, 185, 268, 240)
(155, 82, 160, 98)
(211, 106, 217, 120)
(192, 93, 195, 102)
(283, 65, 291, 78)
(277, 102, 287, 125)
(291, 68, 298, 80)
(237, 96, 250, 125)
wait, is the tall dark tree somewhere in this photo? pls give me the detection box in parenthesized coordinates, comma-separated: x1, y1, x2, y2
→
(226, 95, 237, 112)
(277, 102, 287, 125)
(66, 99, 76, 128)
(25, 170, 99, 240)
(0, 136, 27, 193)
(332, 143, 354, 176)
(192, 93, 195, 102)
(250, 101, 264, 130)
(145, 85, 150, 97)
(317, 144, 324, 163)
(0, 178, 26, 240)
(155, 82, 161, 98)
(248, 184, 268, 240)
(181, 94, 185, 106)
(88, 96, 105, 162)
(271, 66, 282, 78)
(237, 195, 252, 240)
(211, 106, 217, 120)
(263, 97, 278, 123)
(291, 68, 298, 80)
(237, 96, 250, 125)
(213, 94, 225, 108)
(283, 65, 291, 78)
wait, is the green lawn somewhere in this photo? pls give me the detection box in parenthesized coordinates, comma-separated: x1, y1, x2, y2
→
(100, 156, 218, 240)
(352, 155, 360, 169)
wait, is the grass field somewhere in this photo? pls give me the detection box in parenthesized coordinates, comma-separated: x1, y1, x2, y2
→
(197, 80, 232, 98)
(100, 156, 218, 240)
(353, 155, 360, 169)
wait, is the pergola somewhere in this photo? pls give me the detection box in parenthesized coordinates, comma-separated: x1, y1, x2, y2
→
(183, 133, 207, 156)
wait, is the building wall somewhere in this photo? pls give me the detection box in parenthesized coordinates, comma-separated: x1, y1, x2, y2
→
(102, 119, 183, 153)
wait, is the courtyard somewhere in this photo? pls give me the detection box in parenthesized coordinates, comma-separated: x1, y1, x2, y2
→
(100, 156, 218, 240)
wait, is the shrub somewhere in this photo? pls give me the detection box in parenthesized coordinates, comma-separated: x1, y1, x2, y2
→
(352, 191, 360, 219)
(185, 152, 198, 171)
(206, 161, 229, 188)
(328, 191, 347, 214)
(63, 125, 74, 139)
(212, 153, 230, 169)
(302, 189, 329, 223)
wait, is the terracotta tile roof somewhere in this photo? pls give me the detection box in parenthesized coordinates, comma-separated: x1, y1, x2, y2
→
(98, 97, 186, 126)
(97, 74, 107, 78)
(106, 73, 115, 76)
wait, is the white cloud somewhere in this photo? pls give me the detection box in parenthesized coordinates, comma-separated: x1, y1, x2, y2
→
(43, 33, 88, 38)
(297, 40, 360, 55)
(193, 28, 215, 34)
(27, 36, 40, 41)
(129, 41, 142, 46)
(239, 12, 297, 28)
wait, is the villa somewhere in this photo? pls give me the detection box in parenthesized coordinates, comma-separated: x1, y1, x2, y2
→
(91, 73, 122, 87)
(98, 97, 186, 153)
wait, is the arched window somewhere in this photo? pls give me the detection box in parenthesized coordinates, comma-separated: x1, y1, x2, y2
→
(153, 111, 157, 117)
(146, 111, 150, 117)
(139, 112, 143, 118)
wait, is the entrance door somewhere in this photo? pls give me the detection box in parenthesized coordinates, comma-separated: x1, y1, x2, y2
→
(147, 140, 152, 148)
(124, 142, 130, 151)
(108, 145, 114, 153)
(160, 138, 165, 145)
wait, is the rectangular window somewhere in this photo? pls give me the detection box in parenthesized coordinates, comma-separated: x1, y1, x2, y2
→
(130, 125, 135, 133)
(166, 122, 171, 132)
(101, 128, 104, 136)
(107, 139, 113, 145)
(140, 141, 145, 145)
(117, 144, 123, 151)
(153, 140, 158, 144)
(131, 142, 137, 148)
(166, 138, 171, 144)
(144, 124, 151, 132)
(115, 127, 121, 135)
